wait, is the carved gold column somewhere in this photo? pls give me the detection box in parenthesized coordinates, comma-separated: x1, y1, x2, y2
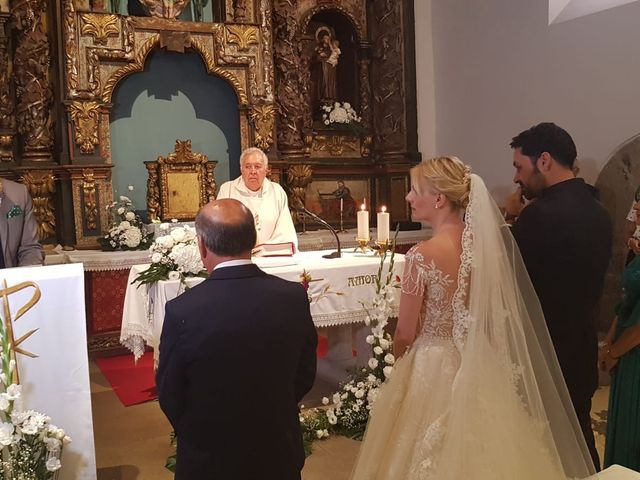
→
(358, 42, 373, 129)
(205, 162, 217, 202)
(0, 13, 14, 162)
(144, 162, 160, 222)
(12, 0, 54, 162)
(273, 0, 306, 156)
(67, 166, 112, 248)
(286, 164, 312, 224)
(371, 0, 407, 153)
(20, 169, 56, 242)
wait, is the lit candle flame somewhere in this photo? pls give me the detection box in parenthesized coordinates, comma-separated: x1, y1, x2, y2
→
(381, 206, 387, 213)
(361, 203, 366, 211)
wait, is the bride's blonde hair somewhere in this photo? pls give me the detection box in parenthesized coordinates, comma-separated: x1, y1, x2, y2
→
(410, 156, 471, 210)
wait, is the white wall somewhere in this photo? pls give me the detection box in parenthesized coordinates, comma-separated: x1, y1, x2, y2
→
(416, 0, 640, 201)
(414, 0, 436, 159)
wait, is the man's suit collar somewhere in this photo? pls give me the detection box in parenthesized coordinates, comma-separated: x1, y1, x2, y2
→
(207, 263, 265, 280)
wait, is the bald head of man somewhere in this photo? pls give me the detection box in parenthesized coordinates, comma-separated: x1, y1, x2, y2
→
(195, 199, 257, 272)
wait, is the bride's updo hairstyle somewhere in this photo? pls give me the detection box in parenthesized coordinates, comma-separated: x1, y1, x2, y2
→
(410, 156, 471, 210)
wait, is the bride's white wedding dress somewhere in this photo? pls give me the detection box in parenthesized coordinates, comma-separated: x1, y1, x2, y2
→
(351, 175, 595, 480)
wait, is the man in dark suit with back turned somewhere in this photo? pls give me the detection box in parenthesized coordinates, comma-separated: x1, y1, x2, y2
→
(156, 198, 317, 480)
(508, 122, 612, 470)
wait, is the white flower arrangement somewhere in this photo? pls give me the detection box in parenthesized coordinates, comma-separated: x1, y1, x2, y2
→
(322, 101, 361, 125)
(99, 190, 152, 251)
(134, 223, 208, 286)
(300, 237, 399, 453)
(0, 316, 70, 478)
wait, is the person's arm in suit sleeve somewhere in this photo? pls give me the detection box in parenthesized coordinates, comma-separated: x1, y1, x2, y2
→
(511, 203, 543, 275)
(156, 300, 188, 430)
(294, 286, 317, 402)
(17, 186, 43, 266)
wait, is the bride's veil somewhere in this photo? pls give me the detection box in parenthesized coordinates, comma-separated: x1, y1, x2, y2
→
(433, 174, 596, 478)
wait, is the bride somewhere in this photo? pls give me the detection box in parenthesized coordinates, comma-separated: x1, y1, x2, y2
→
(351, 156, 595, 479)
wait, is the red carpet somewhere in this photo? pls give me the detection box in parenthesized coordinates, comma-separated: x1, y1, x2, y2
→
(317, 335, 328, 358)
(96, 337, 336, 407)
(95, 352, 157, 407)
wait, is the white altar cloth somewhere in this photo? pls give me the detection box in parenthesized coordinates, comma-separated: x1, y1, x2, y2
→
(120, 251, 404, 364)
(0, 264, 96, 480)
(64, 249, 151, 272)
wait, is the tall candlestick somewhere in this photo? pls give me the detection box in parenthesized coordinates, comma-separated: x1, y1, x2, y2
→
(377, 206, 390, 242)
(357, 203, 369, 240)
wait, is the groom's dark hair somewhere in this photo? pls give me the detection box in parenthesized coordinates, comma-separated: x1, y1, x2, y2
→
(510, 122, 577, 169)
(195, 200, 256, 256)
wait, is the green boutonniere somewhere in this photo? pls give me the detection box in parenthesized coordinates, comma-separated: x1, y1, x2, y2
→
(6, 205, 22, 219)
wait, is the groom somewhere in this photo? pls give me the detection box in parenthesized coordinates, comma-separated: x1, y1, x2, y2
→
(156, 199, 317, 480)
(509, 122, 611, 470)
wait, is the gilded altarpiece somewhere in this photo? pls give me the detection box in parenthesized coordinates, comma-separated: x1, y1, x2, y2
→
(272, 0, 418, 228)
(61, 0, 276, 246)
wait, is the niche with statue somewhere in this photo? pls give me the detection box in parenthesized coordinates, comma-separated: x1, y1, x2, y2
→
(302, 9, 370, 159)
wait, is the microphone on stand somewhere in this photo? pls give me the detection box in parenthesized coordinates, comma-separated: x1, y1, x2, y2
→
(292, 201, 341, 259)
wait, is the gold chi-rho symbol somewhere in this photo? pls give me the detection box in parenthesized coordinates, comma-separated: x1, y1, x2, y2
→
(0, 280, 42, 385)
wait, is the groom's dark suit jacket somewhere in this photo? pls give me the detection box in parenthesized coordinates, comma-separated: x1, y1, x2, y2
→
(512, 178, 612, 398)
(157, 263, 317, 480)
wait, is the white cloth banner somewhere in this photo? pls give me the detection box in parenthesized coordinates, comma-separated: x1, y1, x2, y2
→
(121, 251, 405, 363)
(0, 264, 96, 480)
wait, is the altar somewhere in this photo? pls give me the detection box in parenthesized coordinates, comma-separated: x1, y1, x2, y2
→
(66, 228, 423, 353)
(120, 250, 405, 374)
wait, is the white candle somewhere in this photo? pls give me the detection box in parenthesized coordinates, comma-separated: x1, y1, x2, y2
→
(377, 206, 390, 242)
(357, 203, 369, 240)
(340, 198, 343, 215)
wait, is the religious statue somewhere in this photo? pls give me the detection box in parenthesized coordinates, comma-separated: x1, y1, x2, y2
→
(312, 26, 340, 106)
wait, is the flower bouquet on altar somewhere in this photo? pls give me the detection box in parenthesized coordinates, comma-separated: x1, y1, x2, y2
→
(0, 315, 71, 479)
(321, 101, 366, 137)
(133, 223, 208, 286)
(99, 192, 153, 252)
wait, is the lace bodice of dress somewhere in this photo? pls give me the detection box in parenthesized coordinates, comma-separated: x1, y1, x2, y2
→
(402, 244, 463, 340)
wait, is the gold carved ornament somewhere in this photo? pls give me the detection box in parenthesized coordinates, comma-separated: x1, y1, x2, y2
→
(20, 170, 56, 242)
(102, 34, 249, 106)
(225, 25, 259, 52)
(250, 104, 275, 151)
(0, 280, 42, 385)
(286, 164, 313, 223)
(313, 135, 359, 157)
(68, 101, 101, 154)
(204, 162, 217, 202)
(80, 13, 120, 46)
(82, 169, 98, 231)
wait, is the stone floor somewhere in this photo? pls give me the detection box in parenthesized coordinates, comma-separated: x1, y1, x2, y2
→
(91, 359, 610, 480)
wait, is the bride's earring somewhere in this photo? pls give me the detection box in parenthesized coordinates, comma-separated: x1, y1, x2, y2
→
(434, 203, 439, 209)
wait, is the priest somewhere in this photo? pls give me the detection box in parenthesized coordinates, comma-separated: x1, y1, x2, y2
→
(216, 147, 298, 253)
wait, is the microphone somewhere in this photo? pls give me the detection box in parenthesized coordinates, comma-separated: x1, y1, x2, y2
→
(292, 201, 341, 259)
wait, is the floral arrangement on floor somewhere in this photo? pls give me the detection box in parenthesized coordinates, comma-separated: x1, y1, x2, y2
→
(321, 101, 366, 137)
(134, 223, 208, 286)
(300, 239, 400, 455)
(99, 189, 153, 251)
(0, 316, 70, 478)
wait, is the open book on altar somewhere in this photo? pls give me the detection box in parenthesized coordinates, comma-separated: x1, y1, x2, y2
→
(252, 241, 295, 257)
